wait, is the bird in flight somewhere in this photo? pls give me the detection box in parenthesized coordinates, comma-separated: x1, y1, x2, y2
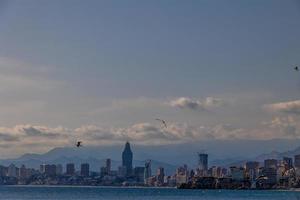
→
(155, 118, 167, 128)
(76, 141, 82, 147)
(295, 66, 299, 71)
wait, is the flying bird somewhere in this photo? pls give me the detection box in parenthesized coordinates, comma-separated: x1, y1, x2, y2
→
(295, 66, 299, 71)
(76, 141, 82, 147)
(155, 118, 167, 128)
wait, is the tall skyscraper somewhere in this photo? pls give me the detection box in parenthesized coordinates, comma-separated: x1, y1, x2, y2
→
(198, 153, 208, 171)
(122, 141, 133, 176)
(283, 157, 293, 169)
(264, 159, 277, 169)
(66, 163, 75, 176)
(8, 164, 17, 177)
(106, 158, 111, 174)
(156, 167, 165, 185)
(56, 164, 63, 175)
(294, 155, 300, 168)
(81, 163, 90, 177)
(45, 164, 57, 176)
(144, 160, 152, 184)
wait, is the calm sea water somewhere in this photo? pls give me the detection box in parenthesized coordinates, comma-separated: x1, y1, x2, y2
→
(0, 186, 300, 200)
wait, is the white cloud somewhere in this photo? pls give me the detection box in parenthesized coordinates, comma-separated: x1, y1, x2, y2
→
(169, 97, 225, 111)
(264, 100, 300, 115)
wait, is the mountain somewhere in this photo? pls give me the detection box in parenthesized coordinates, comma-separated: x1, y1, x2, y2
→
(1, 139, 300, 174)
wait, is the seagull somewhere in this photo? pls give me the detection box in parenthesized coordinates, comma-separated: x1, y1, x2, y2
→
(76, 141, 82, 147)
(155, 118, 167, 128)
(295, 66, 299, 71)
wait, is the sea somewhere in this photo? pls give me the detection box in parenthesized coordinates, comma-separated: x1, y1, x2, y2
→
(0, 186, 300, 200)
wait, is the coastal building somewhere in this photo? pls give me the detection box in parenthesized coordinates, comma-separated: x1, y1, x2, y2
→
(45, 164, 56, 176)
(134, 167, 145, 183)
(81, 163, 90, 177)
(8, 164, 17, 177)
(106, 159, 111, 174)
(156, 167, 165, 186)
(198, 153, 208, 171)
(264, 159, 277, 169)
(56, 164, 63, 175)
(294, 155, 300, 168)
(66, 163, 75, 175)
(122, 142, 133, 176)
(245, 161, 259, 181)
(144, 160, 152, 184)
(283, 157, 293, 170)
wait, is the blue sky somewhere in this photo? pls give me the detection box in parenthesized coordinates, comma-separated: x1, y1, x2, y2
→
(0, 0, 300, 157)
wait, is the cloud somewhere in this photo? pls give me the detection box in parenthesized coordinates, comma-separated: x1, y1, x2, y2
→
(169, 97, 224, 111)
(264, 100, 300, 115)
(263, 116, 299, 138)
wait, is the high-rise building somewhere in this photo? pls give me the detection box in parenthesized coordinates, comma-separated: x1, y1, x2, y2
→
(81, 163, 90, 177)
(294, 155, 300, 168)
(40, 164, 46, 174)
(122, 141, 133, 176)
(134, 167, 145, 183)
(56, 164, 63, 175)
(264, 159, 277, 169)
(245, 161, 259, 181)
(198, 153, 208, 171)
(156, 167, 165, 185)
(144, 160, 152, 184)
(118, 166, 127, 177)
(19, 165, 27, 179)
(283, 157, 293, 170)
(45, 164, 56, 176)
(106, 158, 111, 174)
(8, 164, 17, 177)
(230, 166, 245, 181)
(66, 163, 75, 175)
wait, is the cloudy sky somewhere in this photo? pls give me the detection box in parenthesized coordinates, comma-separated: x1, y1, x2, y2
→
(0, 0, 300, 157)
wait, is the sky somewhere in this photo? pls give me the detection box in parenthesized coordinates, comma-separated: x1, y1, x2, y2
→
(0, 0, 300, 158)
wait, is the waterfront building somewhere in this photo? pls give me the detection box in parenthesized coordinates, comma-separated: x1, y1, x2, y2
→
(19, 165, 27, 179)
(230, 166, 244, 181)
(45, 164, 56, 176)
(66, 163, 75, 175)
(39, 164, 46, 174)
(118, 166, 127, 177)
(122, 142, 133, 176)
(294, 155, 300, 168)
(245, 161, 259, 181)
(56, 164, 63, 175)
(106, 158, 111, 174)
(264, 159, 277, 169)
(8, 164, 17, 177)
(81, 163, 90, 177)
(134, 167, 145, 183)
(263, 167, 277, 185)
(144, 160, 151, 184)
(198, 153, 208, 171)
(156, 167, 165, 185)
(283, 157, 293, 170)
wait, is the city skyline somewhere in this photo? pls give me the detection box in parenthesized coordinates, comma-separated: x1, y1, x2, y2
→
(0, 141, 300, 189)
(0, 0, 299, 158)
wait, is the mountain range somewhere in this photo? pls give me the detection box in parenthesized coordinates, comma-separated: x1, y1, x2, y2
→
(1, 139, 300, 175)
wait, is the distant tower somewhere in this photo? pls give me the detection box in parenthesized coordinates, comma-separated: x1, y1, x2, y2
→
(66, 163, 75, 175)
(198, 153, 208, 171)
(81, 163, 90, 177)
(144, 160, 152, 184)
(295, 155, 300, 168)
(106, 158, 111, 174)
(156, 167, 165, 185)
(122, 141, 133, 176)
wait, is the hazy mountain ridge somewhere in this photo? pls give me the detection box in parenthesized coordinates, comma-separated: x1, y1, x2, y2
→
(1, 139, 300, 174)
